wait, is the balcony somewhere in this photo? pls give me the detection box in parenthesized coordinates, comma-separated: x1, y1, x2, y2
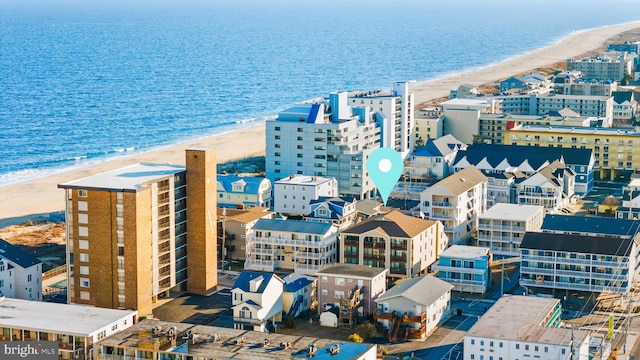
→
(432, 201, 452, 207)
(344, 238, 359, 246)
(391, 242, 407, 250)
(250, 235, 335, 248)
(406, 326, 426, 340)
(250, 247, 276, 256)
(296, 250, 335, 260)
(363, 241, 386, 249)
(294, 263, 323, 272)
(429, 213, 452, 220)
(373, 310, 395, 320)
(390, 255, 407, 262)
(363, 254, 386, 262)
(245, 258, 275, 272)
(403, 312, 426, 324)
(389, 268, 407, 275)
(432, 264, 486, 275)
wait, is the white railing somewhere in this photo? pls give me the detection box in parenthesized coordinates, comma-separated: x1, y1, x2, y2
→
(249, 235, 336, 248)
(432, 264, 486, 275)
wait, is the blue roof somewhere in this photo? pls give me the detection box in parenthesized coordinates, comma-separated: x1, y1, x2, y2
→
(217, 174, 268, 194)
(282, 274, 314, 293)
(0, 238, 42, 268)
(253, 218, 333, 235)
(232, 271, 276, 293)
(454, 144, 593, 168)
(541, 214, 640, 238)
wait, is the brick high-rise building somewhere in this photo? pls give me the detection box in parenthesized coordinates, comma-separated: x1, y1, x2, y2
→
(59, 148, 217, 315)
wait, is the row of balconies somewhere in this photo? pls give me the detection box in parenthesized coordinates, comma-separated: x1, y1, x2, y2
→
(520, 278, 626, 293)
(521, 267, 628, 280)
(521, 254, 628, 268)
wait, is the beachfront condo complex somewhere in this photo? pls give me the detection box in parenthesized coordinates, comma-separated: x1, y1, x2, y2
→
(58, 149, 218, 316)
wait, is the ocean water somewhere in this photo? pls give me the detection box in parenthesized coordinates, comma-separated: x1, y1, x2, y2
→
(1, 0, 640, 186)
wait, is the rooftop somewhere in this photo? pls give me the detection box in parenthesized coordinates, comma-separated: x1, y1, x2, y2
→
(541, 214, 640, 238)
(232, 271, 282, 293)
(512, 124, 640, 136)
(341, 210, 436, 238)
(99, 320, 375, 360)
(433, 166, 487, 195)
(376, 275, 453, 306)
(275, 175, 336, 186)
(58, 163, 185, 192)
(439, 245, 491, 260)
(467, 295, 589, 345)
(479, 203, 544, 221)
(217, 207, 273, 224)
(253, 219, 334, 235)
(521, 232, 634, 257)
(453, 143, 593, 169)
(0, 296, 137, 337)
(0, 238, 42, 268)
(316, 263, 387, 279)
(217, 174, 270, 194)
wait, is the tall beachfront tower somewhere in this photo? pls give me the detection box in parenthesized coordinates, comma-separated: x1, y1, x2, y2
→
(265, 92, 380, 200)
(58, 148, 217, 316)
(348, 81, 415, 158)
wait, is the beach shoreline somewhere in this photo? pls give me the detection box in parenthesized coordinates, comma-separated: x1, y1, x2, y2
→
(2, 21, 640, 225)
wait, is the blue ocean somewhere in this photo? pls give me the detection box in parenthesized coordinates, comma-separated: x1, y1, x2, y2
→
(1, 0, 640, 186)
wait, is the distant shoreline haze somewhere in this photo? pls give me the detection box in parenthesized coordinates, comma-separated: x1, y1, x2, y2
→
(1, 0, 640, 186)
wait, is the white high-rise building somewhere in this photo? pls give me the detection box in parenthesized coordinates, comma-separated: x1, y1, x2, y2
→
(348, 81, 415, 158)
(266, 93, 380, 200)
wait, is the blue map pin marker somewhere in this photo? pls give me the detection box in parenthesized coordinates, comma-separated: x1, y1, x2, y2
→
(366, 148, 404, 206)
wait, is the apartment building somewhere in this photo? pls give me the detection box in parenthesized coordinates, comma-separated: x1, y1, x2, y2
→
(496, 93, 614, 120)
(420, 166, 488, 244)
(348, 81, 415, 158)
(0, 238, 42, 301)
(407, 134, 466, 181)
(265, 94, 380, 200)
(612, 91, 639, 122)
(245, 219, 338, 276)
(477, 204, 544, 256)
(464, 295, 590, 360)
(520, 232, 638, 294)
(316, 263, 387, 318)
(505, 124, 640, 181)
(441, 98, 500, 144)
(451, 143, 594, 195)
(607, 41, 640, 54)
(432, 245, 492, 294)
(340, 210, 447, 279)
(217, 207, 273, 261)
(0, 295, 137, 360)
(282, 273, 316, 319)
(554, 78, 618, 96)
(216, 174, 272, 209)
(97, 320, 378, 360)
(540, 214, 640, 239)
(567, 53, 634, 81)
(617, 175, 640, 219)
(58, 149, 218, 316)
(516, 160, 575, 212)
(374, 275, 453, 341)
(414, 108, 444, 147)
(273, 175, 338, 216)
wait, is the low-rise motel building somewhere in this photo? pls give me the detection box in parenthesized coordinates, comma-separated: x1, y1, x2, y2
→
(505, 124, 640, 181)
(464, 295, 590, 360)
(0, 295, 137, 360)
(97, 320, 377, 360)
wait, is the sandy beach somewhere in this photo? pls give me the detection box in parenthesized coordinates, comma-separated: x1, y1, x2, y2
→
(1, 21, 640, 225)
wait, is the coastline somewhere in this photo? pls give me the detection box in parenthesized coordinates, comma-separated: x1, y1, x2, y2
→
(1, 21, 640, 225)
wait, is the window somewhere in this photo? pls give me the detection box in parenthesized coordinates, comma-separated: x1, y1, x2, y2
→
(78, 213, 88, 224)
(321, 289, 328, 296)
(525, 345, 529, 350)
(471, 356, 475, 360)
(480, 340, 484, 346)
(471, 339, 475, 345)
(335, 278, 345, 286)
(80, 278, 90, 288)
(79, 253, 89, 262)
(561, 349, 566, 355)
(516, 344, 520, 349)
(78, 189, 88, 198)
(0, 280, 3, 287)
(544, 347, 548, 353)
(27, 274, 32, 282)
(78, 201, 88, 211)
(80, 266, 89, 275)
(334, 290, 345, 299)
(499, 342, 503, 348)
(80, 291, 90, 300)
(322, 276, 328, 282)
(78, 226, 88, 237)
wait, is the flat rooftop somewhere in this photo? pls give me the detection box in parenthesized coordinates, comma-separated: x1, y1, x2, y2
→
(439, 245, 490, 260)
(275, 175, 336, 186)
(316, 263, 387, 279)
(467, 295, 589, 345)
(59, 162, 185, 192)
(0, 296, 137, 337)
(480, 203, 544, 221)
(513, 124, 640, 136)
(99, 320, 375, 360)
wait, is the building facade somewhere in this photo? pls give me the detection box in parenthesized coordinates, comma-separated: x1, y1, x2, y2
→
(374, 275, 453, 341)
(216, 174, 272, 209)
(495, 93, 614, 120)
(231, 271, 283, 332)
(245, 219, 338, 276)
(0, 238, 42, 301)
(516, 161, 575, 212)
(273, 175, 338, 216)
(316, 264, 387, 318)
(432, 245, 492, 294)
(464, 295, 590, 360)
(520, 232, 638, 294)
(217, 207, 274, 261)
(567, 53, 633, 81)
(340, 210, 447, 279)
(505, 124, 640, 181)
(477, 204, 544, 256)
(0, 295, 137, 360)
(58, 149, 218, 315)
(420, 166, 488, 244)
(265, 96, 380, 200)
